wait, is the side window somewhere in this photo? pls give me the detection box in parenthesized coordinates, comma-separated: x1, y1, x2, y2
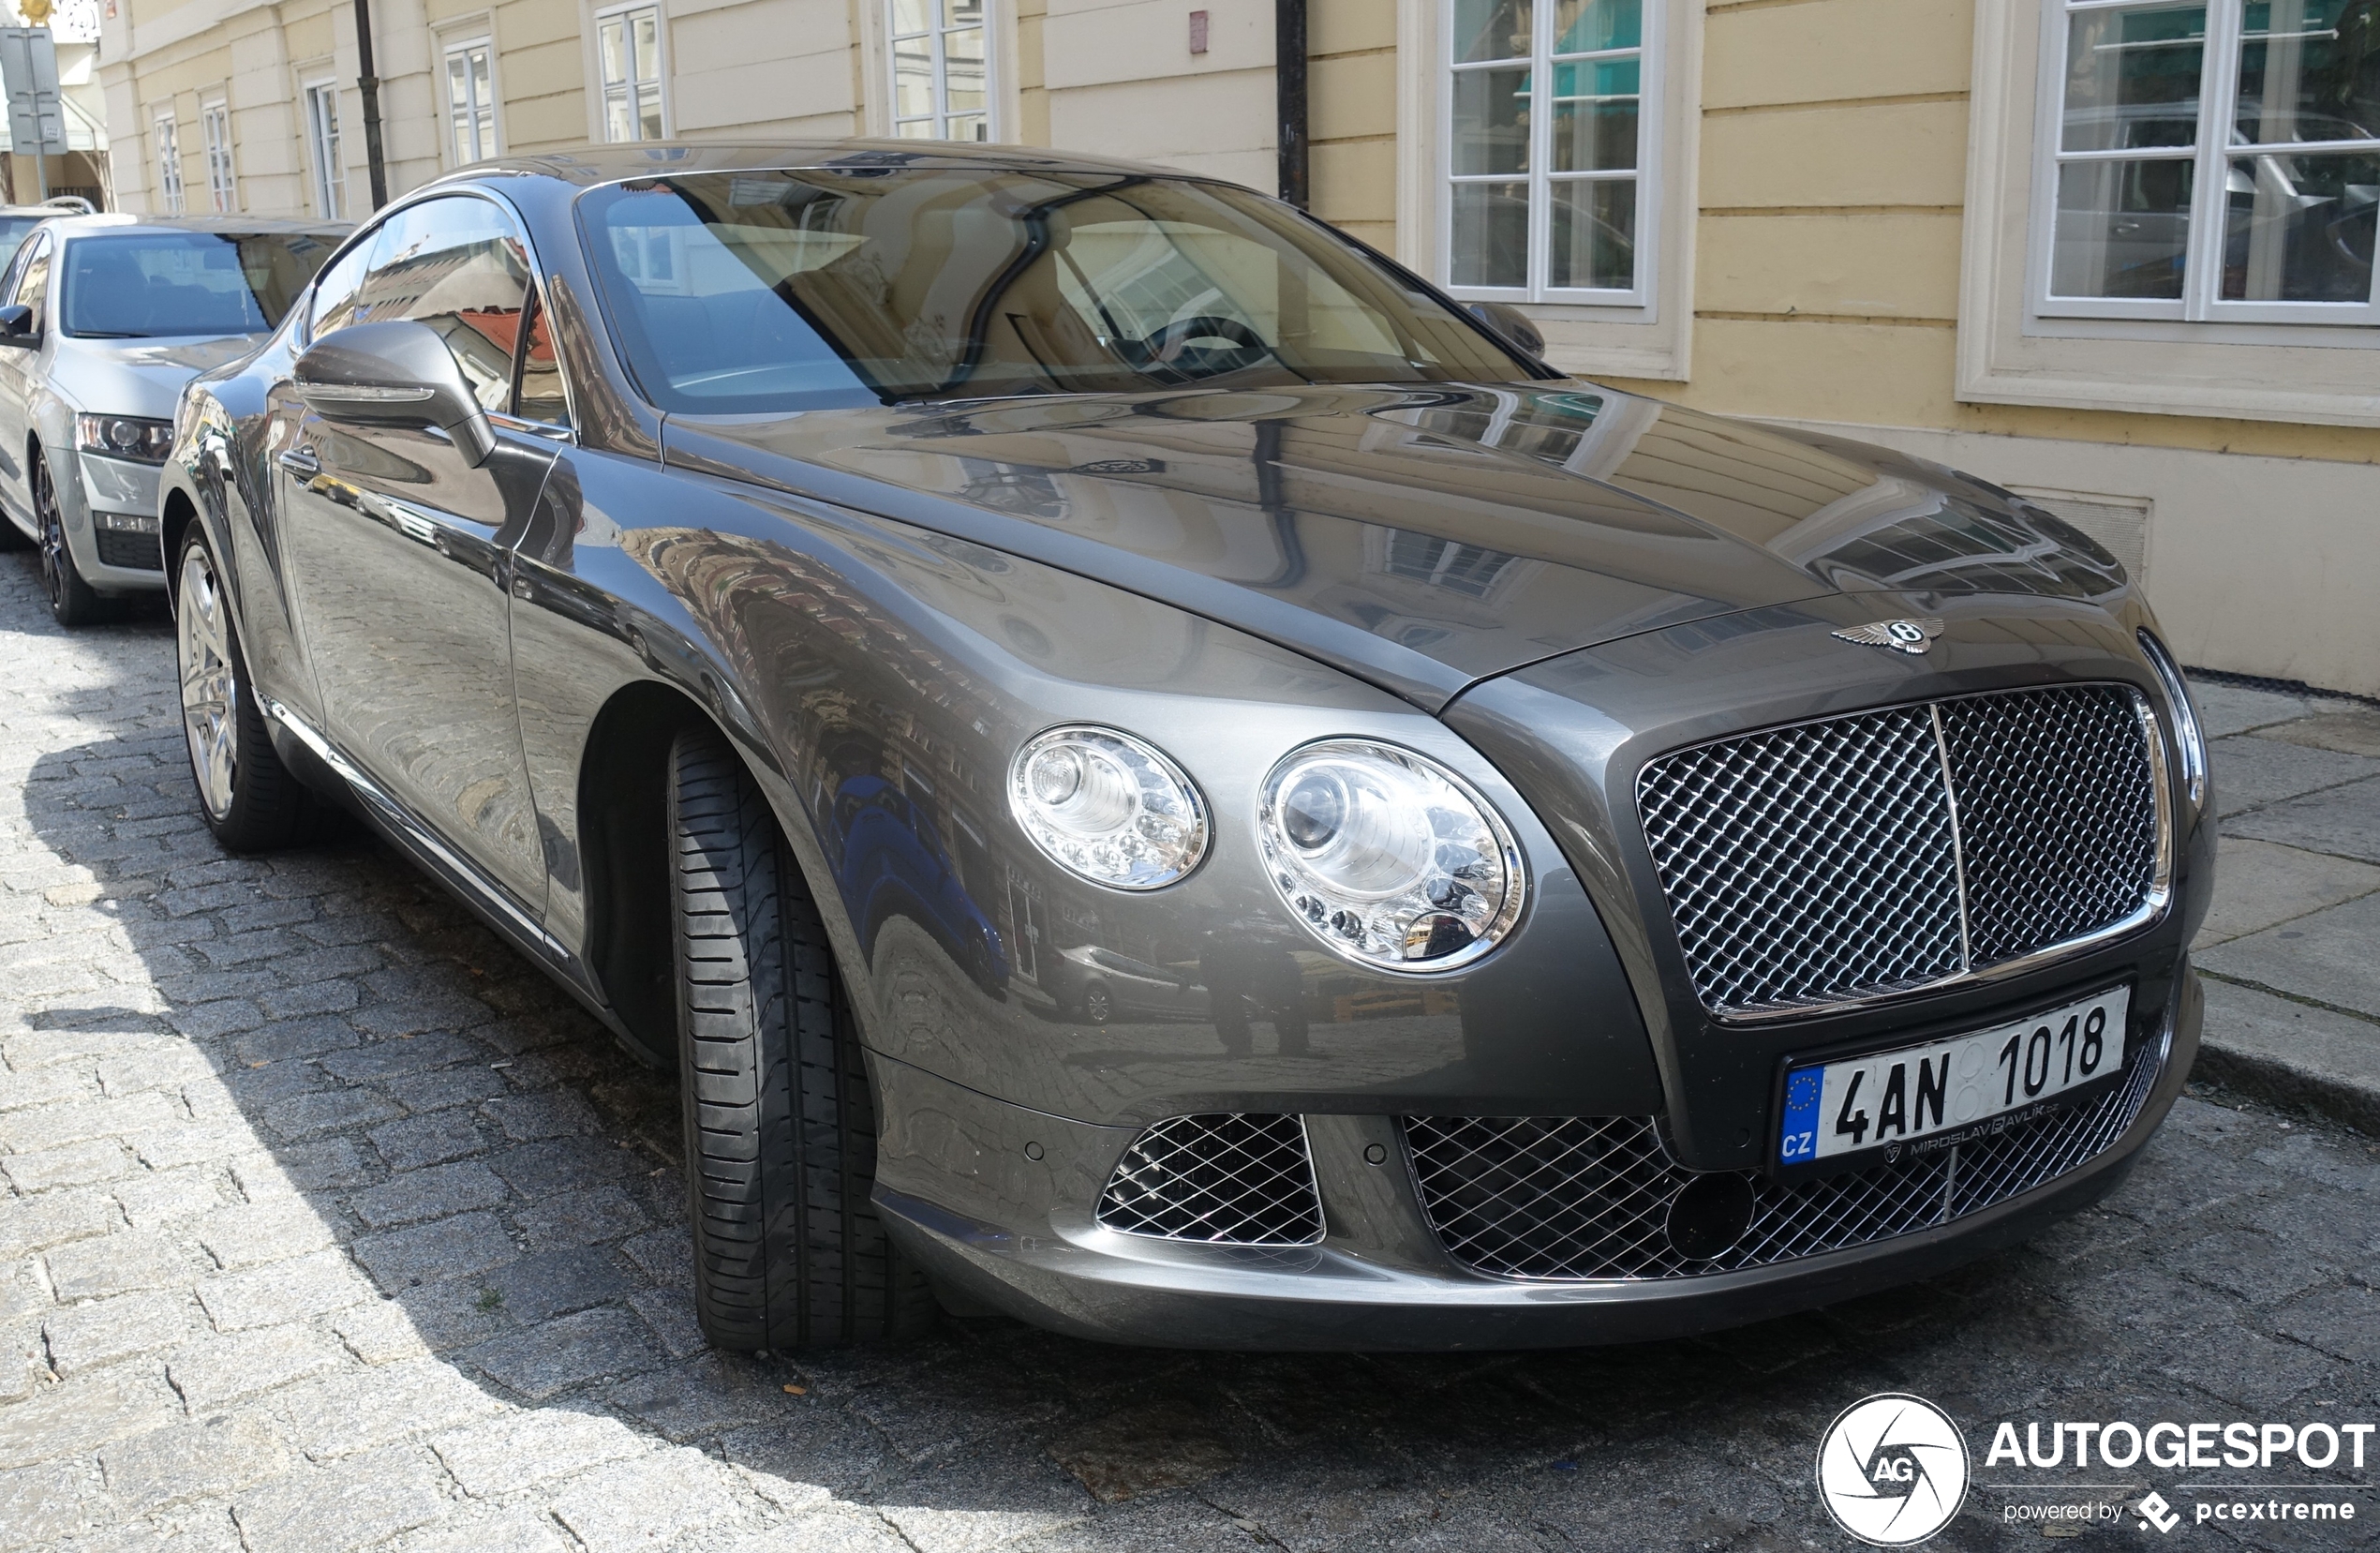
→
(352, 196, 534, 411)
(11, 234, 52, 328)
(309, 232, 378, 340)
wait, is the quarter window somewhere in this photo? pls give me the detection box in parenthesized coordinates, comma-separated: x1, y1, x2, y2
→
(201, 101, 235, 213)
(155, 113, 186, 215)
(597, 5, 665, 142)
(889, 0, 991, 142)
(445, 40, 498, 164)
(1443, 0, 1653, 302)
(2034, 0, 2380, 324)
(305, 83, 346, 221)
(10, 234, 51, 333)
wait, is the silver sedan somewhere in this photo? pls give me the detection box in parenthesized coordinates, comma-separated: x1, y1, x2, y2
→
(0, 214, 346, 624)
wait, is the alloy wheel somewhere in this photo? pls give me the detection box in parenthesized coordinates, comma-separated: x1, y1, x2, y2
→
(35, 460, 64, 609)
(177, 545, 240, 821)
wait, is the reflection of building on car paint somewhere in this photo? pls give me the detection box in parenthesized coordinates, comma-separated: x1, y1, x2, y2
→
(826, 769, 1009, 993)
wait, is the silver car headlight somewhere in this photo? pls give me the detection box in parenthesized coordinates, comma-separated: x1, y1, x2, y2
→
(1257, 739, 1525, 973)
(1008, 726, 1210, 889)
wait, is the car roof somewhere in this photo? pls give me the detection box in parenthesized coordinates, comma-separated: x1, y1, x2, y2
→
(40, 214, 352, 238)
(438, 138, 1214, 191)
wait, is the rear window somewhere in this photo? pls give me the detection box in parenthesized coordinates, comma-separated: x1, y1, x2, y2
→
(60, 231, 339, 338)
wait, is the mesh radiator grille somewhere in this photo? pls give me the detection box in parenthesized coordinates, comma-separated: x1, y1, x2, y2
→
(1638, 685, 2162, 1017)
(1095, 1113, 1325, 1247)
(1406, 1035, 2163, 1281)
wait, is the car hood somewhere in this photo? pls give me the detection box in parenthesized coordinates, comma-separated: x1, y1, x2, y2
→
(50, 333, 265, 420)
(662, 381, 2128, 711)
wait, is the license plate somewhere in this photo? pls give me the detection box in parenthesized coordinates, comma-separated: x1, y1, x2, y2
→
(1777, 986, 2131, 1168)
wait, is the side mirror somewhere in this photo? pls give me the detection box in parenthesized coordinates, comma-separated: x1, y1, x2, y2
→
(0, 304, 35, 345)
(1467, 301, 1545, 360)
(293, 319, 498, 467)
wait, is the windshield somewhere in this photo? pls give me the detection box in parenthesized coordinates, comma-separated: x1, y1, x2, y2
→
(578, 167, 1532, 412)
(60, 231, 338, 338)
(0, 216, 44, 272)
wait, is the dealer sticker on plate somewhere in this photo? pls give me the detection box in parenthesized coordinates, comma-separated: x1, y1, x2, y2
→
(1778, 985, 2131, 1167)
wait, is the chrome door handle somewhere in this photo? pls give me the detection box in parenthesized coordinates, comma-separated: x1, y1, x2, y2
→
(276, 447, 320, 476)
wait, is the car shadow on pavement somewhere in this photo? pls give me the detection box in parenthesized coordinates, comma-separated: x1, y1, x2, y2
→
(7, 551, 2299, 1553)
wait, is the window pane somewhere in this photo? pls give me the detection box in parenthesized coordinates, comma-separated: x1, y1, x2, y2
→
(894, 42, 933, 117)
(472, 48, 492, 109)
(895, 118, 935, 139)
(1452, 67, 1531, 175)
(1554, 0, 1640, 55)
(2051, 157, 2194, 298)
(638, 82, 664, 140)
(514, 295, 567, 423)
(2061, 4, 2206, 153)
(447, 53, 470, 113)
(892, 0, 930, 35)
(1550, 177, 1633, 288)
(945, 112, 988, 142)
(1450, 180, 1529, 286)
(2223, 151, 2378, 300)
(1453, 0, 1531, 64)
(2236, 0, 2380, 145)
(946, 26, 986, 112)
(605, 87, 633, 143)
(632, 11, 660, 82)
(1553, 58, 1638, 171)
(599, 19, 626, 86)
(943, 0, 983, 22)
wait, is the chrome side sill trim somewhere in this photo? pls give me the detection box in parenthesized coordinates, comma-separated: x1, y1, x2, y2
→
(260, 695, 568, 964)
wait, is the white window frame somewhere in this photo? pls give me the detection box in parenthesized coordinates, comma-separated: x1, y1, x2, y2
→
(304, 81, 346, 221)
(153, 112, 185, 215)
(2029, 0, 2380, 329)
(1396, 0, 1703, 381)
(1438, 0, 1660, 309)
(594, 2, 668, 143)
(200, 99, 234, 213)
(1959, 0, 2379, 427)
(443, 37, 500, 166)
(886, 0, 998, 143)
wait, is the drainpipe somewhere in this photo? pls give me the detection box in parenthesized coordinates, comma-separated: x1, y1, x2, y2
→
(353, 0, 389, 210)
(1275, 0, 1308, 208)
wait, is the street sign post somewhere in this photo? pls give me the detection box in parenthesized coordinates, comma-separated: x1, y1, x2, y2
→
(0, 27, 68, 201)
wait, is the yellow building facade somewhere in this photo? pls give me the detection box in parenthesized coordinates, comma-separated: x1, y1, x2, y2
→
(99, 0, 2380, 692)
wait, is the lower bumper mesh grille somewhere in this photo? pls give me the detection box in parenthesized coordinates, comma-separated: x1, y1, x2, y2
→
(1096, 1112, 1324, 1247)
(96, 529, 163, 570)
(1405, 1035, 2164, 1281)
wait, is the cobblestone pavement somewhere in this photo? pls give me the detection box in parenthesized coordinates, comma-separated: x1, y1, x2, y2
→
(3, 549, 2377, 1553)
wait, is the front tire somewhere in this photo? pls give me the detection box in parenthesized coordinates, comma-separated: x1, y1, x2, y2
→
(36, 452, 110, 627)
(176, 528, 319, 851)
(668, 724, 934, 1351)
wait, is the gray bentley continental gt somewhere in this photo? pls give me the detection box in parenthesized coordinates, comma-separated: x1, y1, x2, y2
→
(156, 142, 2213, 1352)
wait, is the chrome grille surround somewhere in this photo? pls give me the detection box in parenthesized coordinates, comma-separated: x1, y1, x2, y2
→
(1095, 1113, 1325, 1247)
(1637, 684, 2171, 1022)
(1405, 1031, 2165, 1282)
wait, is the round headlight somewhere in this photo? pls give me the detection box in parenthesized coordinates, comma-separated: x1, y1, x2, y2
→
(1257, 739, 1525, 972)
(1008, 726, 1209, 889)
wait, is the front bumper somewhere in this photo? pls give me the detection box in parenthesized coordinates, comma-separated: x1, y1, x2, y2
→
(66, 450, 167, 589)
(871, 967, 2200, 1351)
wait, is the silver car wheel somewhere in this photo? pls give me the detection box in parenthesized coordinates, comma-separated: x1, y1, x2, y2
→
(177, 545, 239, 821)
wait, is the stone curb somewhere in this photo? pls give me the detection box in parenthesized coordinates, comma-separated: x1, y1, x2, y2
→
(2194, 974, 2380, 1137)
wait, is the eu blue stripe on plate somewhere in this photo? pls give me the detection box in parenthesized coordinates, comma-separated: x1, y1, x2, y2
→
(1779, 1068, 1823, 1162)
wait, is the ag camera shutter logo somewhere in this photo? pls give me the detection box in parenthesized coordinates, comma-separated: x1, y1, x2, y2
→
(1817, 1394, 1971, 1546)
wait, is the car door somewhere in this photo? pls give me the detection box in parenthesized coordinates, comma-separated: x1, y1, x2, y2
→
(277, 194, 562, 913)
(0, 230, 53, 527)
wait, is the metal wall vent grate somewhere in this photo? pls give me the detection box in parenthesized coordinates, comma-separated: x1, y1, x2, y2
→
(1637, 684, 2165, 1019)
(1096, 1113, 1325, 1247)
(1405, 1035, 2164, 1281)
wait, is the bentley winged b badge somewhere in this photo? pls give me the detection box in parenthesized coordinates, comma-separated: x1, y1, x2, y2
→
(1832, 618, 1945, 655)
